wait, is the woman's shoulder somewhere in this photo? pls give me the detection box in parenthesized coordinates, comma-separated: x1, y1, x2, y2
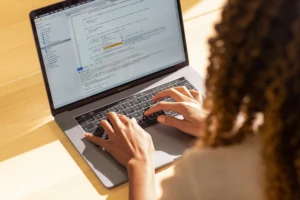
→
(160, 135, 265, 200)
(183, 135, 264, 199)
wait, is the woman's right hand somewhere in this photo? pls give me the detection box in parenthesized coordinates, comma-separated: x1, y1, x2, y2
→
(144, 87, 206, 137)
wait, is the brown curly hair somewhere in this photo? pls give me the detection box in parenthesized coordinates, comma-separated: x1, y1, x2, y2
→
(202, 0, 300, 199)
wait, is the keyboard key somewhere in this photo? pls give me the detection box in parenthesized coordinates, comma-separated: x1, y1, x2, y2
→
(176, 81, 188, 87)
(93, 121, 100, 126)
(141, 102, 150, 108)
(131, 112, 141, 119)
(140, 96, 149, 101)
(183, 81, 191, 86)
(120, 111, 127, 116)
(138, 110, 146, 116)
(89, 126, 102, 133)
(85, 116, 94, 123)
(186, 85, 194, 90)
(149, 113, 158, 119)
(93, 127, 108, 140)
(125, 101, 134, 107)
(94, 115, 101, 120)
(93, 127, 105, 137)
(121, 104, 127, 110)
(100, 111, 107, 117)
(82, 123, 95, 132)
(77, 118, 86, 125)
(147, 100, 155, 106)
(97, 112, 104, 118)
(178, 77, 186, 82)
(136, 92, 144, 98)
(166, 82, 175, 87)
(147, 93, 154, 98)
(87, 127, 97, 134)
(141, 116, 151, 122)
(147, 94, 154, 99)
(110, 107, 119, 112)
(132, 98, 142, 104)
(125, 107, 135, 114)
(136, 117, 143, 123)
(99, 116, 106, 121)
(133, 105, 142, 111)
(89, 112, 96, 116)
(127, 95, 138, 100)
(118, 104, 127, 110)
(140, 106, 150, 114)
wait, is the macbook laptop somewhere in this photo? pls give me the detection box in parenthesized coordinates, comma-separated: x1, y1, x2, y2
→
(30, 0, 205, 188)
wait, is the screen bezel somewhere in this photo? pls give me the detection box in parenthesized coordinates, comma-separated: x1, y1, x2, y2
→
(30, 0, 189, 116)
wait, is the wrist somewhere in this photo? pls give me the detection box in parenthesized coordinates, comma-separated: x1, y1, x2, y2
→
(127, 158, 156, 200)
(127, 158, 154, 176)
(128, 158, 153, 170)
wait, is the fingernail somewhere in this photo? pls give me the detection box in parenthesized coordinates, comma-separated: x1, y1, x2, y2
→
(158, 116, 165, 123)
(84, 133, 90, 137)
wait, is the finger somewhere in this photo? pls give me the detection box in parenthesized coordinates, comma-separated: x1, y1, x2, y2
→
(84, 133, 109, 150)
(107, 112, 124, 129)
(173, 87, 194, 99)
(157, 115, 187, 130)
(117, 114, 131, 125)
(100, 120, 115, 137)
(190, 90, 202, 104)
(145, 102, 183, 116)
(131, 118, 137, 123)
(152, 88, 190, 102)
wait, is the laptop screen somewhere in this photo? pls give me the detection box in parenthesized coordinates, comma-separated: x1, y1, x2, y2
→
(34, 0, 186, 109)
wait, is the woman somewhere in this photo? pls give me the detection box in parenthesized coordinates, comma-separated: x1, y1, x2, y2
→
(85, 0, 300, 199)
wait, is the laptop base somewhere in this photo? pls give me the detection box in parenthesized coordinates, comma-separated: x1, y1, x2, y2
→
(55, 66, 204, 188)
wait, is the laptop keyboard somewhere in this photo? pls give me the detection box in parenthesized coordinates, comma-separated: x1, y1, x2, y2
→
(75, 77, 197, 139)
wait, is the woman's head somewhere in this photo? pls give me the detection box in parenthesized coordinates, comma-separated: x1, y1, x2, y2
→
(203, 0, 300, 199)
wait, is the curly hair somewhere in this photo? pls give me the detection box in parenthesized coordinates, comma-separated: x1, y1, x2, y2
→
(202, 0, 300, 199)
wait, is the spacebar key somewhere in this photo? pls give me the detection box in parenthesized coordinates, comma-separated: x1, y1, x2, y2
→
(139, 119, 158, 129)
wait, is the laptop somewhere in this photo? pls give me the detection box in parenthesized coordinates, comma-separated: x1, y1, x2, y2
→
(30, 0, 205, 188)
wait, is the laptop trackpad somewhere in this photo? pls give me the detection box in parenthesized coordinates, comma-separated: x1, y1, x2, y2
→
(146, 123, 196, 167)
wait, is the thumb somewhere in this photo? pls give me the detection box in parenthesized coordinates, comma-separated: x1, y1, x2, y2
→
(157, 115, 187, 130)
(84, 133, 109, 150)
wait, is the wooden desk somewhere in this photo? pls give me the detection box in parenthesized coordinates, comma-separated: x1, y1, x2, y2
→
(0, 0, 224, 199)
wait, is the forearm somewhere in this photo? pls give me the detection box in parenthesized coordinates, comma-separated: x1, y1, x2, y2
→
(128, 160, 156, 200)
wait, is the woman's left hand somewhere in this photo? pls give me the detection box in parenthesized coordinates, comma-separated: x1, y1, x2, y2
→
(84, 112, 155, 168)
